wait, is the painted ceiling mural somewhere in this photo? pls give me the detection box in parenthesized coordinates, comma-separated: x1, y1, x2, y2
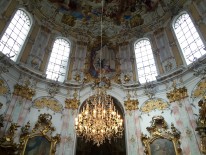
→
(27, 0, 185, 39)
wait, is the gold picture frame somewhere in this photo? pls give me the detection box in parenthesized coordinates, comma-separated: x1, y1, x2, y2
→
(19, 114, 61, 155)
(141, 116, 182, 155)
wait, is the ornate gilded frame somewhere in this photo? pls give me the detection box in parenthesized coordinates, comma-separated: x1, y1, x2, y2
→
(141, 116, 182, 155)
(19, 113, 61, 155)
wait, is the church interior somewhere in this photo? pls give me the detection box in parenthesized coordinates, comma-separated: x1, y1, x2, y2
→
(0, 0, 206, 154)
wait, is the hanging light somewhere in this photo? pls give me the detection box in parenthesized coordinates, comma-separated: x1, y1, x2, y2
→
(75, 0, 123, 146)
(75, 87, 123, 146)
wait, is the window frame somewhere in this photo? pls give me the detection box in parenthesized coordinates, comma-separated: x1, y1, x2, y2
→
(171, 11, 206, 66)
(45, 37, 71, 83)
(0, 8, 33, 62)
(134, 38, 158, 84)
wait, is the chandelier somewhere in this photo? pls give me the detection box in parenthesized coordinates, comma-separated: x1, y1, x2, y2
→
(75, 0, 123, 146)
(75, 87, 124, 146)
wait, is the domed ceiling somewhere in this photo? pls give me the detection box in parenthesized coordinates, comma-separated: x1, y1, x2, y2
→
(27, 0, 185, 40)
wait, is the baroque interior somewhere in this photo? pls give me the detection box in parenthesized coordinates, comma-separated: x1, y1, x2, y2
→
(0, 0, 206, 155)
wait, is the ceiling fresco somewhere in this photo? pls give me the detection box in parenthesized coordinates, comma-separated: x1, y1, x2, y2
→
(29, 0, 185, 39)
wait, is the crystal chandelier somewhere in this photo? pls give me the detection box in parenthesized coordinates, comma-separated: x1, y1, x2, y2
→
(75, 87, 124, 146)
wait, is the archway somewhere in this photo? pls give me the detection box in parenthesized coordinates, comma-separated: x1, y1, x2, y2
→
(75, 97, 126, 155)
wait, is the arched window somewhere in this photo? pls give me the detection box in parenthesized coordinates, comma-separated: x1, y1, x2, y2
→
(0, 9, 31, 61)
(173, 12, 205, 65)
(46, 38, 71, 82)
(135, 39, 157, 84)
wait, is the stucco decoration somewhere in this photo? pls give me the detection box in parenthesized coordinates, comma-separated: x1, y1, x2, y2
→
(166, 83, 188, 103)
(65, 90, 80, 110)
(33, 97, 63, 113)
(0, 79, 8, 95)
(192, 78, 206, 98)
(124, 92, 139, 111)
(196, 97, 206, 154)
(140, 98, 169, 113)
(13, 84, 36, 101)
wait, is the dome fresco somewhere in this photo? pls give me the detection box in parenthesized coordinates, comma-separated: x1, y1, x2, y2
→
(0, 0, 206, 155)
(28, 0, 185, 39)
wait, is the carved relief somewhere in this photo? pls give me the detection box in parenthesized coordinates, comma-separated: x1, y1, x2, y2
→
(141, 116, 182, 155)
(13, 84, 36, 100)
(196, 97, 206, 153)
(33, 97, 63, 113)
(140, 98, 169, 113)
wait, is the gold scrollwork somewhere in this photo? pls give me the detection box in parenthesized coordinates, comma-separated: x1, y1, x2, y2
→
(0, 79, 8, 95)
(19, 113, 61, 155)
(13, 84, 36, 100)
(0, 123, 20, 144)
(196, 97, 206, 153)
(166, 86, 188, 103)
(0, 123, 20, 154)
(124, 93, 139, 111)
(141, 116, 182, 155)
(33, 97, 63, 113)
(193, 79, 206, 98)
(65, 90, 80, 110)
(140, 99, 169, 113)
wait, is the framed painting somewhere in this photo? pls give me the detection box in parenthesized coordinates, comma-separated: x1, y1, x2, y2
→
(150, 138, 177, 155)
(141, 116, 182, 155)
(24, 136, 51, 155)
(19, 114, 60, 155)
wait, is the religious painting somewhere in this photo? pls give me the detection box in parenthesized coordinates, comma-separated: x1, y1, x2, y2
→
(19, 114, 60, 155)
(150, 138, 176, 155)
(141, 116, 182, 155)
(24, 136, 51, 155)
(89, 45, 116, 78)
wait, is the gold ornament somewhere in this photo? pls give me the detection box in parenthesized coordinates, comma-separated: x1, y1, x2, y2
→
(141, 99, 169, 113)
(13, 84, 36, 100)
(141, 116, 182, 155)
(34, 97, 63, 113)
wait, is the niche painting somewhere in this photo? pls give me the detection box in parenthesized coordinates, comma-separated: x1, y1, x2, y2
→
(150, 138, 176, 155)
(25, 136, 51, 155)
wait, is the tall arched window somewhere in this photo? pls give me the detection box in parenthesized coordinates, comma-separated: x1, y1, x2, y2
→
(173, 12, 205, 65)
(135, 39, 157, 84)
(46, 38, 71, 82)
(0, 9, 31, 61)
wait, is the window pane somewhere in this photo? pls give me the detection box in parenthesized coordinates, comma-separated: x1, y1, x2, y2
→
(173, 13, 205, 65)
(0, 9, 31, 61)
(134, 39, 158, 84)
(46, 38, 71, 82)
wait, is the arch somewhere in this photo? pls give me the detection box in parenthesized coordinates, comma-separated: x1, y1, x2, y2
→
(46, 37, 71, 82)
(172, 11, 205, 65)
(0, 8, 32, 61)
(75, 93, 127, 155)
(134, 38, 158, 84)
